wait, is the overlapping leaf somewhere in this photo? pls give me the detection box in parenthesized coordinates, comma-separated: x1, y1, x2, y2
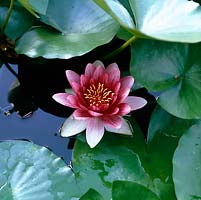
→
(148, 105, 196, 141)
(0, 140, 80, 199)
(94, 0, 201, 43)
(173, 121, 201, 200)
(72, 119, 178, 200)
(0, 2, 34, 40)
(80, 189, 104, 200)
(112, 181, 160, 200)
(16, 0, 119, 59)
(131, 40, 201, 119)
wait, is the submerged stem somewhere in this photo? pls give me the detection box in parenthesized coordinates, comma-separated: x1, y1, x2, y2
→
(0, 0, 15, 37)
(103, 35, 137, 60)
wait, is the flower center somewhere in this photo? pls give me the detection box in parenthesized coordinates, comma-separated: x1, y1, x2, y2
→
(84, 83, 114, 107)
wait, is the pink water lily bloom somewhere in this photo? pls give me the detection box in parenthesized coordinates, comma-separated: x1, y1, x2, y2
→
(53, 61, 147, 148)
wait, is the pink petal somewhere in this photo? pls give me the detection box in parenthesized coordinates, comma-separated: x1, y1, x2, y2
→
(120, 76, 134, 90)
(66, 95, 80, 108)
(102, 73, 109, 85)
(101, 115, 122, 129)
(52, 93, 75, 108)
(71, 81, 81, 94)
(105, 117, 133, 135)
(93, 60, 104, 67)
(117, 103, 131, 115)
(93, 65, 105, 81)
(105, 107, 119, 115)
(73, 109, 91, 120)
(113, 82, 121, 94)
(86, 117, 105, 148)
(124, 96, 147, 111)
(80, 75, 89, 88)
(85, 63, 96, 77)
(106, 63, 120, 82)
(60, 115, 87, 137)
(88, 110, 103, 117)
(116, 88, 130, 104)
(66, 70, 80, 86)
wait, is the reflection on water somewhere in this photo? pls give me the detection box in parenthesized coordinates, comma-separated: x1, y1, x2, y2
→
(0, 65, 72, 164)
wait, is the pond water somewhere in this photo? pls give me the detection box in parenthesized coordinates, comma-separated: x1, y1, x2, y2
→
(0, 64, 72, 164)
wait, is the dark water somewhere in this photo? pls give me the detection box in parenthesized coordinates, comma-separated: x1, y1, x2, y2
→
(0, 65, 72, 164)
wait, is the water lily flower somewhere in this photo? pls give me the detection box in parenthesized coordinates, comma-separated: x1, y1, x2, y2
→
(53, 61, 147, 148)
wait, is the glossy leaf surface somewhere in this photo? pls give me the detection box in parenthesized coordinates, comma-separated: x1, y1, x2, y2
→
(173, 122, 201, 200)
(0, 2, 34, 40)
(16, 0, 119, 58)
(16, 26, 118, 59)
(129, 0, 201, 43)
(0, 140, 80, 199)
(80, 189, 104, 200)
(72, 119, 177, 200)
(112, 181, 160, 200)
(131, 40, 201, 119)
(148, 105, 196, 141)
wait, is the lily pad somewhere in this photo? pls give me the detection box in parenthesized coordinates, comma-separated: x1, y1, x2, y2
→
(72, 118, 177, 200)
(173, 121, 201, 200)
(18, 0, 39, 17)
(80, 189, 104, 200)
(28, 0, 49, 15)
(95, 0, 201, 43)
(16, 26, 119, 59)
(129, 0, 201, 43)
(147, 105, 196, 142)
(112, 181, 160, 200)
(0, 140, 80, 200)
(16, 0, 119, 59)
(93, 0, 135, 31)
(130, 39, 201, 119)
(0, 2, 34, 40)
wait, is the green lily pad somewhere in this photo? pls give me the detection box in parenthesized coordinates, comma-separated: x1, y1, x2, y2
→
(16, 26, 119, 59)
(112, 181, 160, 200)
(72, 134, 149, 199)
(0, 2, 34, 40)
(173, 121, 201, 200)
(16, 0, 119, 59)
(80, 189, 104, 200)
(72, 118, 177, 200)
(93, 0, 135, 31)
(18, 0, 39, 17)
(148, 105, 196, 142)
(0, 140, 80, 200)
(129, 0, 201, 43)
(130, 39, 201, 119)
(95, 0, 201, 43)
(28, 0, 49, 15)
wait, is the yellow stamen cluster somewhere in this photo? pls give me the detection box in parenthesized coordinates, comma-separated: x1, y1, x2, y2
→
(84, 83, 114, 107)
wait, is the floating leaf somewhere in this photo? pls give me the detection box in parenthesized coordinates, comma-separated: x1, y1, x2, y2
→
(72, 119, 177, 200)
(18, 0, 39, 17)
(0, 140, 80, 199)
(148, 105, 196, 142)
(95, 0, 201, 43)
(112, 181, 160, 200)
(131, 39, 201, 119)
(28, 0, 49, 15)
(173, 121, 201, 200)
(0, 2, 34, 40)
(72, 134, 149, 199)
(16, 26, 119, 59)
(16, 0, 119, 59)
(80, 189, 104, 200)
(93, 0, 135, 31)
(129, 0, 201, 43)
